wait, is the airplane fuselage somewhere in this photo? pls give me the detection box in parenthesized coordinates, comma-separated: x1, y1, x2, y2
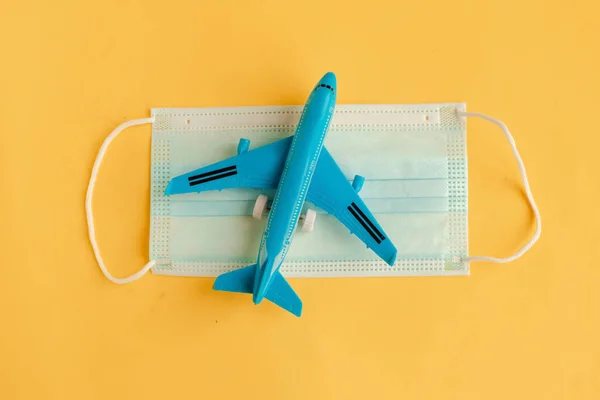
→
(252, 73, 337, 305)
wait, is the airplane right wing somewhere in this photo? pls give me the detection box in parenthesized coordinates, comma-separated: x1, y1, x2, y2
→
(306, 147, 398, 266)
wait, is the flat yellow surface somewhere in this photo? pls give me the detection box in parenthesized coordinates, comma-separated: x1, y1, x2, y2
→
(1, 1, 598, 398)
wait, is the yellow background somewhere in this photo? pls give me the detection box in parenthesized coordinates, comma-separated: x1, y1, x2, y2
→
(1, 0, 598, 398)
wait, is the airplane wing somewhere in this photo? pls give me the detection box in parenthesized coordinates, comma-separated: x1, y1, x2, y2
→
(165, 137, 293, 195)
(306, 147, 398, 266)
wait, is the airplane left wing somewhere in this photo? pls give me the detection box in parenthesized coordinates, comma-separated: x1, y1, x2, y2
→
(165, 137, 293, 195)
(306, 147, 398, 266)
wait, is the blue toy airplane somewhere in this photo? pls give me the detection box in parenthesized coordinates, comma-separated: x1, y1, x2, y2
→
(165, 72, 397, 317)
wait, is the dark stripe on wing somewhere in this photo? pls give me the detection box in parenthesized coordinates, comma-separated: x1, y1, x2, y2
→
(188, 165, 236, 181)
(189, 170, 238, 186)
(348, 206, 381, 244)
(351, 202, 385, 241)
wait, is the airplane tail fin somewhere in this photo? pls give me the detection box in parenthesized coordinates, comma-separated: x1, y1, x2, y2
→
(213, 266, 303, 317)
(265, 271, 303, 317)
(213, 264, 257, 294)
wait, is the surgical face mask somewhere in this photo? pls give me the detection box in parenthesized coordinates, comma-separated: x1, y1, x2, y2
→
(86, 104, 541, 284)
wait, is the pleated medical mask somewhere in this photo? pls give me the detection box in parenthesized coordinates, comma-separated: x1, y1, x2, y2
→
(86, 104, 541, 283)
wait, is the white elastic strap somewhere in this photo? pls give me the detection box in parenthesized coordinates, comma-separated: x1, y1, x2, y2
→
(457, 111, 542, 263)
(86, 117, 156, 284)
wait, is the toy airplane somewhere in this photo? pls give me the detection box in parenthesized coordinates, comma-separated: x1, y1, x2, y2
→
(165, 72, 397, 317)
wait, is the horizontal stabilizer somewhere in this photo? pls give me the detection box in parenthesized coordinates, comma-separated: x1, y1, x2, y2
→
(213, 264, 257, 294)
(265, 272, 303, 317)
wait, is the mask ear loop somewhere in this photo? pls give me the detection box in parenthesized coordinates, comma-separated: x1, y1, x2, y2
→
(456, 111, 542, 263)
(86, 117, 156, 284)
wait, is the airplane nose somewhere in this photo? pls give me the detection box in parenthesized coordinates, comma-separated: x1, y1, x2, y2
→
(319, 72, 336, 90)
